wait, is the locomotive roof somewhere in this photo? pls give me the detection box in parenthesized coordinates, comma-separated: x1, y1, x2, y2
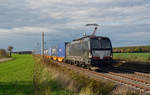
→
(73, 35, 109, 41)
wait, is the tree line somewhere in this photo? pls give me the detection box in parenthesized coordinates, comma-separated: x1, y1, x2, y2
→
(113, 46, 150, 53)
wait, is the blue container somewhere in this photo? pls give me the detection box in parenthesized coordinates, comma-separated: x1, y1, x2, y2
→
(48, 48, 52, 56)
(57, 43, 66, 57)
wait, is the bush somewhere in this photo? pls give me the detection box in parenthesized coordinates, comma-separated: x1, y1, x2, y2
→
(148, 56, 150, 61)
(0, 49, 9, 58)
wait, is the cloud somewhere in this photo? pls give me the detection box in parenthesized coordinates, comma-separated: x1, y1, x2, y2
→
(0, 27, 55, 38)
(26, 0, 150, 26)
(0, 0, 150, 50)
(1, 0, 150, 29)
(0, 27, 50, 33)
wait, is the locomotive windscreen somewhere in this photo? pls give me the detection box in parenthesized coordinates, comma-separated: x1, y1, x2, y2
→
(91, 38, 111, 49)
(100, 39, 111, 48)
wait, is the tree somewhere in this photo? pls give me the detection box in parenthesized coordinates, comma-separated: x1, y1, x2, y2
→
(8, 46, 13, 57)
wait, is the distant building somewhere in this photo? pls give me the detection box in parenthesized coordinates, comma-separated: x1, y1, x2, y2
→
(13, 51, 32, 54)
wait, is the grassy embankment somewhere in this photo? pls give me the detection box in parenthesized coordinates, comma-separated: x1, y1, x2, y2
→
(33, 56, 114, 95)
(33, 56, 138, 95)
(113, 53, 150, 63)
(0, 54, 34, 95)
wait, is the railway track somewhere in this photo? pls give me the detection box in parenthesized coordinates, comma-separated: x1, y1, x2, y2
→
(111, 67, 150, 79)
(54, 62, 150, 93)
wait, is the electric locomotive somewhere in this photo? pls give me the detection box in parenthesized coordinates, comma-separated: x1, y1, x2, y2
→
(65, 35, 112, 66)
(65, 24, 112, 66)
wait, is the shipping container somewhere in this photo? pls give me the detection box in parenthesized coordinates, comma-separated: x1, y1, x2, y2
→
(51, 46, 57, 60)
(57, 43, 66, 62)
(48, 48, 52, 56)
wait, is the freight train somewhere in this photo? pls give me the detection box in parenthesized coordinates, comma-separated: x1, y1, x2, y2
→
(43, 35, 113, 67)
(36, 24, 113, 67)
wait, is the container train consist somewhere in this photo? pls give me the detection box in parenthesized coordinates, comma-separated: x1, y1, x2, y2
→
(43, 35, 113, 67)
(36, 24, 113, 66)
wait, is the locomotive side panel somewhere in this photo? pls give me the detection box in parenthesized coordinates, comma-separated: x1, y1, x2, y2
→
(66, 38, 91, 64)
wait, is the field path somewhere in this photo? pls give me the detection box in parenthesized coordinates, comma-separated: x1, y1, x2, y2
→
(0, 58, 12, 63)
(0, 54, 34, 95)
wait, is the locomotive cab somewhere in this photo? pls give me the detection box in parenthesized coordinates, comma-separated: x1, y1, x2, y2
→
(90, 36, 112, 64)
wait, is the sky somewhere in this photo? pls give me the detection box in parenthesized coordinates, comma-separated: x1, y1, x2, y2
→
(0, 0, 150, 51)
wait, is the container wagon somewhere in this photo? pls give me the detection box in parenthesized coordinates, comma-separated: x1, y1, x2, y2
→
(57, 43, 66, 62)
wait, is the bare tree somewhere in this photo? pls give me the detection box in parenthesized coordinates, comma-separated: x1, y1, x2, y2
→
(8, 46, 13, 57)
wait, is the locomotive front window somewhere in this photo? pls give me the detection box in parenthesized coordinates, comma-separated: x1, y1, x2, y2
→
(91, 38, 111, 49)
(100, 39, 111, 48)
(91, 39, 101, 49)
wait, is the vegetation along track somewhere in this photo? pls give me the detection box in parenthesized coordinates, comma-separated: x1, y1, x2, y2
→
(50, 60, 150, 93)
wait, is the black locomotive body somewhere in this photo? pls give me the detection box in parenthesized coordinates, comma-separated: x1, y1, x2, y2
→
(65, 35, 113, 66)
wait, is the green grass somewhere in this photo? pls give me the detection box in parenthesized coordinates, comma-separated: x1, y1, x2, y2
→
(0, 54, 34, 95)
(113, 53, 150, 63)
